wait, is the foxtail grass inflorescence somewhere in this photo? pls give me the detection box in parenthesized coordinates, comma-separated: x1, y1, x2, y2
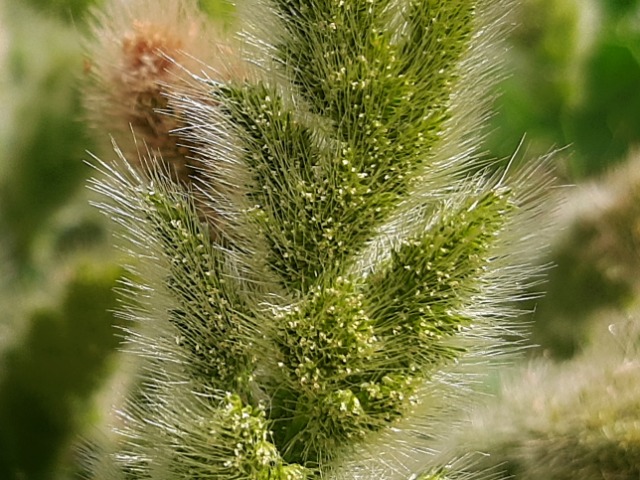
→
(83, 0, 555, 477)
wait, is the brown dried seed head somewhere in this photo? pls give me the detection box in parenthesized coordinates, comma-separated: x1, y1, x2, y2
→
(114, 20, 191, 183)
(85, 0, 249, 238)
(85, 0, 243, 185)
(122, 21, 182, 76)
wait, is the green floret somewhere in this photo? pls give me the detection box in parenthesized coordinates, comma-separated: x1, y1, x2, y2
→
(365, 189, 513, 371)
(144, 185, 257, 394)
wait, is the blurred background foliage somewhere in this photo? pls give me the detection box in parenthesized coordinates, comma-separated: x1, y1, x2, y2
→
(487, 0, 640, 179)
(0, 0, 639, 478)
(0, 1, 122, 479)
(482, 0, 640, 359)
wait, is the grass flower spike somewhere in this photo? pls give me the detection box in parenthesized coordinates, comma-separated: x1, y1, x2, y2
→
(83, 0, 555, 478)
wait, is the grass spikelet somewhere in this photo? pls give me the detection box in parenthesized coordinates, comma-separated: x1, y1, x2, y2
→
(88, 147, 309, 478)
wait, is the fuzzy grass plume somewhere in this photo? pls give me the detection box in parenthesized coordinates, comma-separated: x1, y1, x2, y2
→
(83, 0, 554, 477)
(84, 0, 246, 188)
(440, 318, 640, 480)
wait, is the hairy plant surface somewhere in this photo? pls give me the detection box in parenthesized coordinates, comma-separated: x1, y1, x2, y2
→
(83, 0, 553, 478)
(441, 319, 640, 480)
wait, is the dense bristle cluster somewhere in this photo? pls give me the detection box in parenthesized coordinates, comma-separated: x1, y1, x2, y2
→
(441, 321, 640, 479)
(84, 0, 246, 188)
(117, 21, 192, 181)
(84, 0, 554, 478)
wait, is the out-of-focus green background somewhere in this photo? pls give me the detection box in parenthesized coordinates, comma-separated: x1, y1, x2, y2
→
(0, 1, 123, 479)
(0, 0, 639, 478)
